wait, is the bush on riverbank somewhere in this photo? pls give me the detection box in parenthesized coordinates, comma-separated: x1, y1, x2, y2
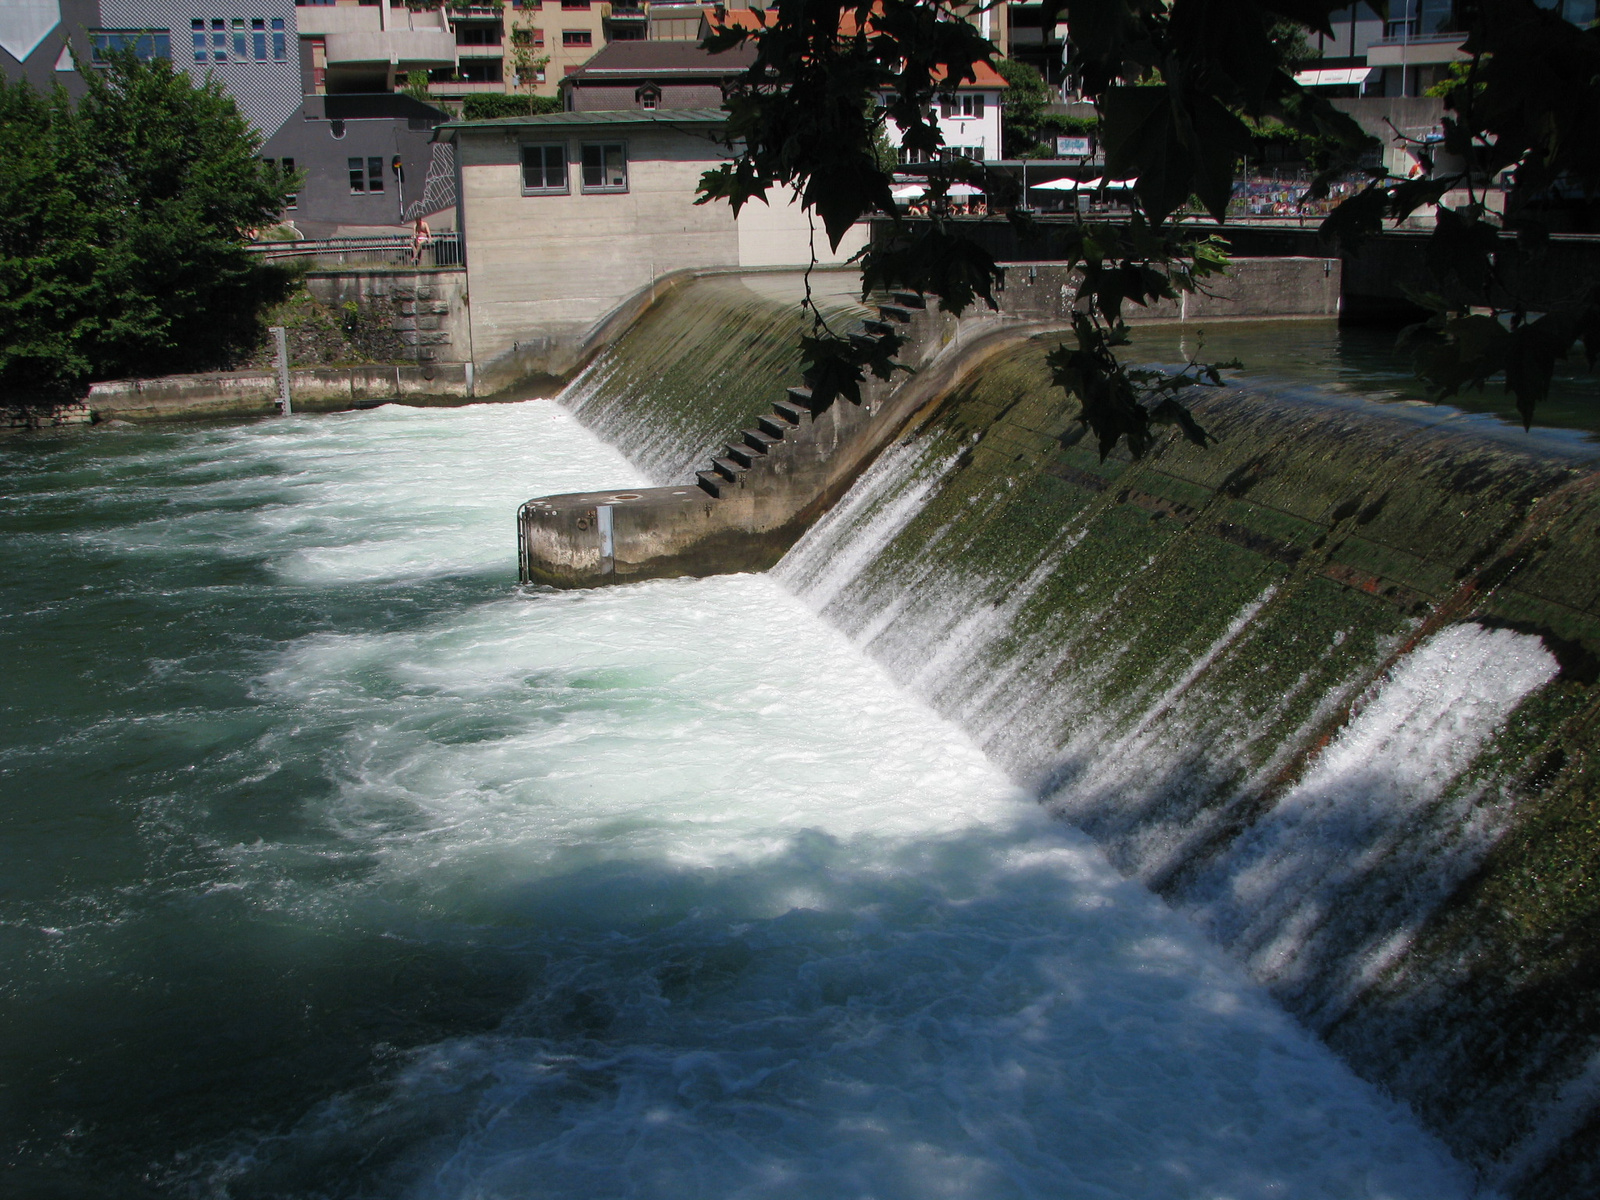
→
(0, 50, 296, 412)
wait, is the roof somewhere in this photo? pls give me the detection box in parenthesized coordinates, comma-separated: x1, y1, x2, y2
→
(703, 9, 1007, 88)
(564, 39, 757, 80)
(437, 108, 727, 135)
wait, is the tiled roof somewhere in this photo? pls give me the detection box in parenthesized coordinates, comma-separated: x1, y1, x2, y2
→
(564, 39, 757, 78)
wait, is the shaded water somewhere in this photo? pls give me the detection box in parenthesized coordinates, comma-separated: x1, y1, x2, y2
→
(0, 401, 1473, 1198)
(1125, 321, 1600, 439)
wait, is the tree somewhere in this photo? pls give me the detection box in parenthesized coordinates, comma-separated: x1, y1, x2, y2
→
(700, 0, 1600, 457)
(995, 57, 1052, 158)
(0, 50, 295, 409)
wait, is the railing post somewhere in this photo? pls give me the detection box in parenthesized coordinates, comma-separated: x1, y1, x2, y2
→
(271, 325, 292, 415)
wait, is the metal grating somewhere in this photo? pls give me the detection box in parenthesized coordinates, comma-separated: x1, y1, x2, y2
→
(100, 0, 302, 138)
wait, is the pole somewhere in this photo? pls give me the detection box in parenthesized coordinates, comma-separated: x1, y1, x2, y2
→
(271, 325, 291, 415)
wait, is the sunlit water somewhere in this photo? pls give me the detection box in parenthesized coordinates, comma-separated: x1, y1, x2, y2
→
(1, 402, 1477, 1198)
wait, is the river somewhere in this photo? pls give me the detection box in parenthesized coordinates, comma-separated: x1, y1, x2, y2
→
(1, 399, 1475, 1198)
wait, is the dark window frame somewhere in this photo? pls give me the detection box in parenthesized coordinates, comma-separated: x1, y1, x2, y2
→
(520, 142, 569, 194)
(579, 141, 627, 193)
(562, 28, 592, 45)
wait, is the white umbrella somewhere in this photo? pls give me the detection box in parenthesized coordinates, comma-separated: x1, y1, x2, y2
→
(891, 184, 926, 200)
(946, 183, 983, 197)
(1030, 176, 1099, 191)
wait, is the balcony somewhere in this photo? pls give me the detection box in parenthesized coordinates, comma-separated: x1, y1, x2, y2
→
(324, 27, 458, 68)
(428, 79, 506, 94)
(1366, 31, 1467, 66)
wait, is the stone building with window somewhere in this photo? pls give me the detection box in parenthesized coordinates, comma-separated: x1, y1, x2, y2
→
(438, 107, 869, 391)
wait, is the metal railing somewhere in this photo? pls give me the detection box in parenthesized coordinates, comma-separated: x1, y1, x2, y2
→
(247, 231, 465, 269)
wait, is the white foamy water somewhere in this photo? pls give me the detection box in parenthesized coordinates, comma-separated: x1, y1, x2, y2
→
(174, 399, 1476, 1198)
(1191, 623, 1559, 1021)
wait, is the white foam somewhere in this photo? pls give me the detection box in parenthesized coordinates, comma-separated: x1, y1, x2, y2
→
(182, 400, 1474, 1199)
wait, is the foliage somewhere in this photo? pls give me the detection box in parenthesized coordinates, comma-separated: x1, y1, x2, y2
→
(508, 21, 552, 91)
(699, 0, 1600, 452)
(1324, 0, 1600, 427)
(0, 50, 294, 409)
(995, 57, 1053, 157)
(403, 69, 433, 103)
(699, 0, 1373, 457)
(460, 92, 563, 120)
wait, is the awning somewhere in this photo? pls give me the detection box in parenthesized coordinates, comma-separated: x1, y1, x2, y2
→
(1294, 66, 1377, 87)
(891, 183, 984, 199)
(1029, 177, 1136, 191)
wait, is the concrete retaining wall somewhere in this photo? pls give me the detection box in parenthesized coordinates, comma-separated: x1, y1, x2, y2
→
(86, 362, 472, 423)
(301, 268, 471, 364)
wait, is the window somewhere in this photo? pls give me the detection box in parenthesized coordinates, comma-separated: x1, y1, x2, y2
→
(272, 18, 287, 60)
(212, 19, 227, 61)
(940, 94, 985, 119)
(562, 28, 592, 45)
(91, 29, 171, 62)
(349, 157, 383, 193)
(193, 19, 206, 61)
(456, 58, 502, 82)
(562, 0, 590, 9)
(639, 88, 658, 109)
(232, 19, 247, 60)
(457, 23, 502, 44)
(513, 26, 544, 46)
(521, 143, 568, 192)
(580, 142, 626, 191)
(251, 18, 267, 60)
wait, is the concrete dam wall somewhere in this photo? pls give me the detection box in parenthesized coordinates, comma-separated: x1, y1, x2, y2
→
(533, 271, 1600, 1197)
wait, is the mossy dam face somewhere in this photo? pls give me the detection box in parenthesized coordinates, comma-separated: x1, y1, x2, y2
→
(542, 273, 1600, 1197)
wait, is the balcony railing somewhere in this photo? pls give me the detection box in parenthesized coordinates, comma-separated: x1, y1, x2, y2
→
(1374, 29, 1467, 45)
(247, 232, 465, 269)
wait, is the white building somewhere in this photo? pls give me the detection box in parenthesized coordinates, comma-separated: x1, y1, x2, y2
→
(882, 63, 1008, 163)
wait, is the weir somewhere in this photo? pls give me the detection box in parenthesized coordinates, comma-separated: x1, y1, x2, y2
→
(518, 258, 1340, 587)
(540, 272, 1600, 1198)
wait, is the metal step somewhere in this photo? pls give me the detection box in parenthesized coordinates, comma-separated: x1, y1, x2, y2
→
(772, 399, 807, 424)
(712, 456, 744, 482)
(725, 443, 761, 468)
(695, 470, 726, 497)
(878, 304, 916, 324)
(862, 318, 895, 337)
(786, 386, 816, 411)
(890, 290, 927, 309)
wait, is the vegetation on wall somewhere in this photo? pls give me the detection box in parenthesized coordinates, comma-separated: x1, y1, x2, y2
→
(460, 92, 563, 121)
(0, 50, 295, 409)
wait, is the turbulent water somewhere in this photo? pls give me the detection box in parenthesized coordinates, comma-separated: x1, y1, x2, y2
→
(0, 401, 1477, 1199)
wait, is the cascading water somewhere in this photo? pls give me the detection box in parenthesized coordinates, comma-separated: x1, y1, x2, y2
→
(772, 332, 1600, 1196)
(2, 389, 1475, 1198)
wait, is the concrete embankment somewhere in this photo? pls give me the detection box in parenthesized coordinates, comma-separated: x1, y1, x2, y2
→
(519, 256, 1342, 587)
(81, 362, 474, 423)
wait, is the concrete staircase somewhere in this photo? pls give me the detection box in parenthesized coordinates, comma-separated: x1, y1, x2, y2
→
(692, 291, 936, 500)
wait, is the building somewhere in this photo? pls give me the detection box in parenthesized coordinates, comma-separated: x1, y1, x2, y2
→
(884, 63, 1008, 165)
(562, 38, 754, 111)
(439, 108, 869, 389)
